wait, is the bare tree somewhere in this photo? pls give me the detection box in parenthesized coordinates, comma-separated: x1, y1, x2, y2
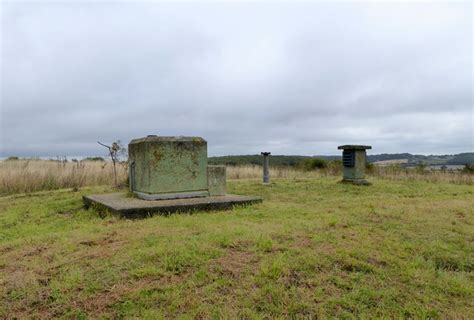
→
(98, 140, 123, 187)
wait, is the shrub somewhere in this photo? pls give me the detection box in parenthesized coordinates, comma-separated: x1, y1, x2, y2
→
(297, 158, 328, 171)
(462, 163, 474, 174)
(366, 162, 375, 173)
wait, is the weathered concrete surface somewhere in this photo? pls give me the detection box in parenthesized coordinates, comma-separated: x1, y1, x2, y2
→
(261, 152, 271, 184)
(133, 190, 209, 201)
(207, 165, 226, 196)
(83, 193, 261, 218)
(128, 136, 208, 197)
(342, 149, 368, 180)
(338, 145, 372, 185)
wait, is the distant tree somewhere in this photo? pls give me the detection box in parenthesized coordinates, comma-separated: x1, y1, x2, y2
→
(98, 140, 125, 187)
(297, 158, 328, 171)
(208, 155, 314, 167)
(83, 156, 105, 162)
(6, 156, 19, 161)
(462, 163, 474, 174)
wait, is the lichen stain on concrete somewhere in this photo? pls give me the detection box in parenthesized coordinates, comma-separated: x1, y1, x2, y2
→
(170, 142, 201, 177)
(128, 136, 208, 194)
(185, 166, 198, 179)
(175, 141, 201, 159)
(153, 149, 163, 163)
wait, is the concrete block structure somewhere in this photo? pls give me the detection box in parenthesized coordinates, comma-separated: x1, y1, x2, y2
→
(128, 136, 209, 200)
(84, 135, 261, 216)
(337, 145, 372, 185)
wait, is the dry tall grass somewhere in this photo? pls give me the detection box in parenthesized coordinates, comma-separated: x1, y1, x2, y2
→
(0, 160, 472, 196)
(371, 165, 474, 184)
(226, 165, 336, 180)
(0, 160, 127, 195)
(227, 165, 473, 184)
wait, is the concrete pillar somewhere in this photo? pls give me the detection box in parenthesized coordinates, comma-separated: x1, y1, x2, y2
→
(261, 152, 271, 184)
(337, 145, 372, 185)
(207, 165, 226, 196)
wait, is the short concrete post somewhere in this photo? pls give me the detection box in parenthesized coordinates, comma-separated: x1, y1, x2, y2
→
(337, 145, 372, 185)
(261, 152, 271, 184)
(207, 165, 226, 196)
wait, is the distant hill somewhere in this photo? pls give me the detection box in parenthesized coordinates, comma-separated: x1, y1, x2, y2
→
(369, 152, 474, 166)
(209, 152, 474, 167)
(208, 155, 310, 167)
(445, 153, 474, 165)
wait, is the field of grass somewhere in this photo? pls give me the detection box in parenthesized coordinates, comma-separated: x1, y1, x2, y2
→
(1, 160, 472, 196)
(1, 177, 473, 318)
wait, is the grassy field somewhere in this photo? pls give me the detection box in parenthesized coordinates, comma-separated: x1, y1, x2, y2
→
(1, 160, 472, 196)
(1, 177, 473, 318)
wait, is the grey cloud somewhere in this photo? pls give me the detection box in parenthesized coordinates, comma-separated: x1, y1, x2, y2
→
(1, 2, 472, 157)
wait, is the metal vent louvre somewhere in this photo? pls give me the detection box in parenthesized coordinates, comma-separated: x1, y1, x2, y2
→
(342, 150, 355, 167)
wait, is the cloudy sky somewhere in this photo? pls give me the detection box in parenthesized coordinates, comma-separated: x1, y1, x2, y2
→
(1, 1, 472, 157)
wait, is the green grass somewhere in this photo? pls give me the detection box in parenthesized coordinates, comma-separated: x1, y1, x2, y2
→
(1, 177, 473, 318)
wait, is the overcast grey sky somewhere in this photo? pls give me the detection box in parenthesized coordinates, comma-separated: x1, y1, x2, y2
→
(1, 1, 472, 157)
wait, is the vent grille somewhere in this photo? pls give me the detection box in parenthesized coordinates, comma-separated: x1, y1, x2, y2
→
(342, 150, 355, 167)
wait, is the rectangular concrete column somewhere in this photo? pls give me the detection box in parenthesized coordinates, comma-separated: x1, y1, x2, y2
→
(261, 152, 271, 184)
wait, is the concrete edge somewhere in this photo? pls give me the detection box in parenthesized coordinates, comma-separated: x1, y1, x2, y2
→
(134, 190, 210, 200)
(83, 194, 262, 218)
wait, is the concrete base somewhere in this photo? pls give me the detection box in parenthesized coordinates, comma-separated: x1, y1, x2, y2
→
(134, 190, 209, 200)
(339, 179, 371, 186)
(83, 193, 262, 218)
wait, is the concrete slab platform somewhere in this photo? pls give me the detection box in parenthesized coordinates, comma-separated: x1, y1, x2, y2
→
(83, 193, 262, 218)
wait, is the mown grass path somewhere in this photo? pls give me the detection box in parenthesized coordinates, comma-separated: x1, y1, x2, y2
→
(1, 177, 473, 318)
